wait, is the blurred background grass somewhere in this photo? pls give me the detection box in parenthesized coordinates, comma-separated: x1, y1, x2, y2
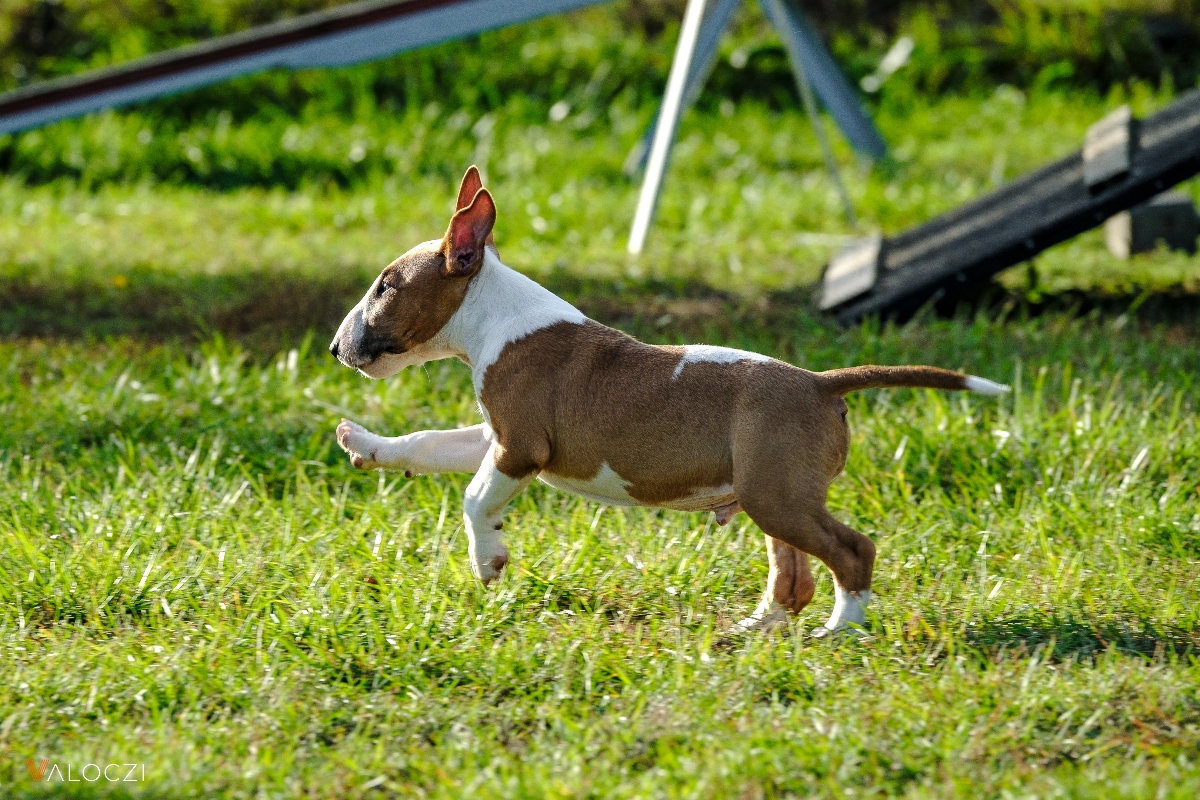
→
(4, 1, 1200, 187)
(5, 1, 1200, 115)
(0, 1, 1198, 345)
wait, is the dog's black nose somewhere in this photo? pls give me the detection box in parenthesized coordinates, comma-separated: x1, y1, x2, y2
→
(329, 341, 339, 359)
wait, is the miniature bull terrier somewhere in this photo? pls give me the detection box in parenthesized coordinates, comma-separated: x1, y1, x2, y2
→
(329, 167, 1008, 636)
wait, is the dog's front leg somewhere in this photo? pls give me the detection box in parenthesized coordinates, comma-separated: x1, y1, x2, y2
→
(462, 445, 533, 585)
(337, 421, 490, 475)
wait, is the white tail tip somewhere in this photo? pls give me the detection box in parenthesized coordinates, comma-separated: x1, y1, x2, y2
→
(964, 375, 1011, 396)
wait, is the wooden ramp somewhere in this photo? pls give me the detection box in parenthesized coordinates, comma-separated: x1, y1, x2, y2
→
(819, 89, 1200, 325)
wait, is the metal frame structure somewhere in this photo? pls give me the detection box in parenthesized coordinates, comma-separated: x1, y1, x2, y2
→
(0, 0, 884, 266)
(626, 0, 886, 253)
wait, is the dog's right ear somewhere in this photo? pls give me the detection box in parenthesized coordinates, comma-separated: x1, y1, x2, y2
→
(444, 188, 496, 277)
(455, 165, 496, 252)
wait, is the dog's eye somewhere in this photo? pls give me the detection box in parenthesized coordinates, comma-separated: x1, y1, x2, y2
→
(377, 280, 395, 296)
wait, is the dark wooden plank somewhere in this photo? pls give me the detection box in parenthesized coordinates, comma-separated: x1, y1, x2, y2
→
(822, 89, 1200, 324)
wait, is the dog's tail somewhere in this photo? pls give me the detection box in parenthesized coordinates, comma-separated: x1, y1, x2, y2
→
(815, 365, 1010, 397)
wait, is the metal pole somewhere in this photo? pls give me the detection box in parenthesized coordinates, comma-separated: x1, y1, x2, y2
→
(795, 44, 857, 227)
(760, 0, 857, 227)
(756, 0, 885, 159)
(627, 0, 708, 255)
(623, 0, 743, 177)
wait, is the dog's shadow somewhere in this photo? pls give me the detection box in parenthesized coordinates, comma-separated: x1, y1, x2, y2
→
(963, 613, 1199, 662)
(707, 612, 1200, 661)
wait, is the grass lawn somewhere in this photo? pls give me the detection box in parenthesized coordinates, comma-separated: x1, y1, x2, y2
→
(3, 85, 1199, 344)
(2, 309, 1199, 796)
(2, 6, 1200, 795)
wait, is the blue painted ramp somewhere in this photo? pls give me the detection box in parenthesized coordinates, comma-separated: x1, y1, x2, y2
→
(0, 0, 609, 135)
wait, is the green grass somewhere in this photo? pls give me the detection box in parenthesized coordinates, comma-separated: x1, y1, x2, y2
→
(3, 84, 1199, 343)
(1, 311, 1199, 797)
(2, 3, 1200, 796)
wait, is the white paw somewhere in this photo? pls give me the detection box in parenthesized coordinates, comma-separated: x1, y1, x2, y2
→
(810, 623, 870, 640)
(469, 543, 509, 586)
(336, 419, 384, 469)
(813, 587, 872, 639)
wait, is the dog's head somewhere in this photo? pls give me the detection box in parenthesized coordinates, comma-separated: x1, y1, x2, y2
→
(329, 166, 496, 378)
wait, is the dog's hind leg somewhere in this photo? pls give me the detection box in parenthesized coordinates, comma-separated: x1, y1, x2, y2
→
(739, 503, 875, 638)
(337, 421, 490, 475)
(735, 536, 816, 632)
(808, 511, 875, 638)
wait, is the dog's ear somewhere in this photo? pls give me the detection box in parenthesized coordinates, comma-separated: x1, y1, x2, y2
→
(455, 165, 484, 212)
(444, 188, 496, 277)
(455, 166, 497, 252)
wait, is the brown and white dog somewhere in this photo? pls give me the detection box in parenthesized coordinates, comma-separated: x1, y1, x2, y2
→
(329, 167, 1008, 636)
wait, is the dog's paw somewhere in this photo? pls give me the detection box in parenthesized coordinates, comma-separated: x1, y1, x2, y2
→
(810, 622, 871, 640)
(469, 544, 509, 586)
(336, 419, 383, 470)
(712, 603, 790, 650)
(813, 588, 872, 640)
(734, 603, 791, 634)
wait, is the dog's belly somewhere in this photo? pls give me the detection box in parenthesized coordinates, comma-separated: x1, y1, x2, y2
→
(537, 464, 639, 506)
(657, 484, 737, 512)
(537, 463, 735, 511)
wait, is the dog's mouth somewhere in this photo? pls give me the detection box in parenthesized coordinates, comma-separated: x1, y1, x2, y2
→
(339, 342, 406, 369)
(352, 346, 412, 379)
(363, 345, 407, 365)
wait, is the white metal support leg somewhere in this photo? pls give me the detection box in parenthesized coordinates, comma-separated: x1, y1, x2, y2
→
(626, 0, 884, 253)
(623, 0, 744, 177)
(627, 0, 708, 255)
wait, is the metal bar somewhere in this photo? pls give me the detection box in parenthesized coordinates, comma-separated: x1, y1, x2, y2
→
(623, 0, 742, 176)
(0, 0, 609, 135)
(627, 0, 708, 255)
(762, 0, 855, 226)
(821, 89, 1200, 324)
(757, 0, 885, 158)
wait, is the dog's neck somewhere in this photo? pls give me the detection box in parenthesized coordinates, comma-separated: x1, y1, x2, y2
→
(428, 249, 586, 394)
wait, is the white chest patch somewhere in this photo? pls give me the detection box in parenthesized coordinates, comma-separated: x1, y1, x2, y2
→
(672, 345, 773, 379)
(429, 251, 586, 403)
(538, 463, 638, 506)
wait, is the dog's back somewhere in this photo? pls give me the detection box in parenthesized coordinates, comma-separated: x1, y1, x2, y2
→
(478, 318, 844, 511)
